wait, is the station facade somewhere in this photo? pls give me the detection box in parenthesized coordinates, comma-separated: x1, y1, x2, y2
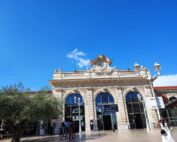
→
(49, 55, 160, 133)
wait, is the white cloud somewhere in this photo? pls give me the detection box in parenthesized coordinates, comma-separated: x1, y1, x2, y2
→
(67, 49, 90, 68)
(67, 49, 85, 59)
(153, 74, 177, 86)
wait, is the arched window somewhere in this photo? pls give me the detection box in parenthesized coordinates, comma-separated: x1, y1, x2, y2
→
(65, 93, 85, 132)
(96, 92, 117, 130)
(169, 96, 177, 102)
(96, 92, 114, 105)
(126, 91, 146, 129)
(65, 93, 84, 105)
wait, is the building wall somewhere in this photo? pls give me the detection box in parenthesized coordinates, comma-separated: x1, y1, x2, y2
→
(52, 84, 159, 132)
(50, 55, 160, 132)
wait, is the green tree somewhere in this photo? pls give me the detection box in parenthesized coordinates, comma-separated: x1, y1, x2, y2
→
(0, 84, 63, 142)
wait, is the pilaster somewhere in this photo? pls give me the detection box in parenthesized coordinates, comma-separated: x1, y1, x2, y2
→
(84, 88, 95, 133)
(116, 88, 129, 129)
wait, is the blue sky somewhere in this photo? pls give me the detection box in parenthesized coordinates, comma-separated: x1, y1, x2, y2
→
(0, 0, 177, 90)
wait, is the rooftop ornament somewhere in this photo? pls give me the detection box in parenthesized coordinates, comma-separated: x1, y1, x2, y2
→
(134, 62, 161, 81)
(91, 54, 112, 66)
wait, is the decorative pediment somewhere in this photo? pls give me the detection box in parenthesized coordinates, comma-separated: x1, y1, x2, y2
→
(90, 55, 116, 75)
(91, 54, 112, 66)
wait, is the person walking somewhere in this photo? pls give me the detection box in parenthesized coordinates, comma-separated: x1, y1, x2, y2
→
(159, 118, 175, 142)
(69, 121, 74, 139)
(0, 120, 5, 139)
(61, 121, 66, 137)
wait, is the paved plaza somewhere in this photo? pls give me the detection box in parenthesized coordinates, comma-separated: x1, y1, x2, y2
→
(1, 129, 177, 142)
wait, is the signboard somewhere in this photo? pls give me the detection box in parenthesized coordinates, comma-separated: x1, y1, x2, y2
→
(104, 104, 118, 112)
(97, 104, 118, 112)
(145, 97, 165, 109)
(145, 97, 157, 109)
(72, 116, 83, 121)
(156, 97, 165, 109)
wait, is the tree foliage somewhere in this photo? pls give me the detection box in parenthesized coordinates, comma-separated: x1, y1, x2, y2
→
(0, 83, 29, 125)
(0, 84, 63, 142)
(28, 91, 63, 121)
(0, 83, 63, 133)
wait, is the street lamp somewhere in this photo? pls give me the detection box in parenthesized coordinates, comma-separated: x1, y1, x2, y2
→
(154, 63, 161, 76)
(74, 96, 84, 134)
(151, 63, 161, 120)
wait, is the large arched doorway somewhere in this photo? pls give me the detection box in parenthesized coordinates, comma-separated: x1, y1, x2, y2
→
(96, 92, 117, 130)
(65, 93, 85, 132)
(126, 91, 146, 129)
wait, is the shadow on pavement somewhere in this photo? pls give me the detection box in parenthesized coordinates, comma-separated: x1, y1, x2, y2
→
(22, 133, 107, 142)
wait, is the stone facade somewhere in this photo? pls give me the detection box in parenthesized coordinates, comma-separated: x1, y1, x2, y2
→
(49, 55, 160, 132)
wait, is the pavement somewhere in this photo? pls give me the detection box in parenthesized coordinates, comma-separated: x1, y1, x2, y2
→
(1, 129, 177, 142)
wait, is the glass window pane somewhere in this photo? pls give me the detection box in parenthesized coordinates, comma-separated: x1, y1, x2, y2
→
(96, 92, 114, 104)
(126, 91, 146, 129)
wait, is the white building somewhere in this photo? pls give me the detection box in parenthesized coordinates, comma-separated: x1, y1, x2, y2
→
(49, 55, 161, 133)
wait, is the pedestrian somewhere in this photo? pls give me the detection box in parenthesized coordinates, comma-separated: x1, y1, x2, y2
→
(0, 120, 6, 139)
(65, 121, 70, 138)
(69, 121, 74, 139)
(52, 122, 56, 135)
(61, 121, 66, 137)
(39, 121, 45, 136)
(72, 121, 76, 137)
(112, 123, 115, 132)
(90, 120, 93, 130)
(158, 117, 175, 142)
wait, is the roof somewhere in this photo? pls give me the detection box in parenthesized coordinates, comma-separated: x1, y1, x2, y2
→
(154, 86, 177, 90)
(154, 86, 177, 108)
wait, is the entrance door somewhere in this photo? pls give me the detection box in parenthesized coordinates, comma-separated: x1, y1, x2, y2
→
(134, 114, 144, 129)
(128, 113, 146, 129)
(103, 115, 112, 130)
(96, 92, 117, 131)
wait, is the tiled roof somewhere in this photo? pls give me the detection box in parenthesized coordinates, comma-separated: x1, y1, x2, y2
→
(154, 86, 177, 90)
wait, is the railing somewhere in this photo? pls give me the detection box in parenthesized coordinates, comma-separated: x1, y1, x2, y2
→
(53, 70, 138, 80)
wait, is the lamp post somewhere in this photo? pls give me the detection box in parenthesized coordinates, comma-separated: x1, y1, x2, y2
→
(151, 63, 161, 120)
(74, 96, 83, 134)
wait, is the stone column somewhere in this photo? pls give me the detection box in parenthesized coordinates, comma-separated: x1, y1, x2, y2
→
(84, 88, 95, 133)
(144, 87, 158, 129)
(84, 103, 91, 133)
(116, 88, 129, 129)
(93, 101, 98, 131)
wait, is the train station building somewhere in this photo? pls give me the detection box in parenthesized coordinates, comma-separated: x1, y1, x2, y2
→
(49, 55, 161, 133)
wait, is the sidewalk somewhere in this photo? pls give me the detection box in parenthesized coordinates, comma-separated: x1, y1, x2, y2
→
(1, 129, 177, 142)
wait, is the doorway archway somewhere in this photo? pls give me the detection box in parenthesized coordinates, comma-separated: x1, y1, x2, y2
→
(126, 91, 146, 129)
(65, 93, 85, 132)
(96, 92, 117, 130)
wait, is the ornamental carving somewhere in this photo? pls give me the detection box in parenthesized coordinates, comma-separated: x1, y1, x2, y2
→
(90, 55, 116, 75)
